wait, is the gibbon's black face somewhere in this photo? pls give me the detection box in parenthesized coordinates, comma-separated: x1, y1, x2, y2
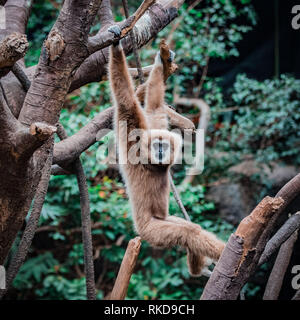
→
(151, 138, 171, 165)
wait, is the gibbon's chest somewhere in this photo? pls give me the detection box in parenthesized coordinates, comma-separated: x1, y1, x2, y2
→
(122, 164, 169, 199)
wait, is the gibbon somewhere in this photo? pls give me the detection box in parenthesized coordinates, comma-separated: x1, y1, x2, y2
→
(108, 25, 225, 276)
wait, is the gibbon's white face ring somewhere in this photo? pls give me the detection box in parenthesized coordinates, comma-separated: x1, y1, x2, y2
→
(150, 138, 171, 165)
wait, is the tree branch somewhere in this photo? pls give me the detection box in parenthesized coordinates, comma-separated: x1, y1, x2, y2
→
(69, 0, 180, 92)
(263, 230, 298, 300)
(53, 107, 114, 166)
(98, 0, 114, 28)
(87, 0, 156, 54)
(109, 237, 141, 300)
(258, 212, 300, 266)
(201, 173, 300, 300)
(4, 0, 33, 34)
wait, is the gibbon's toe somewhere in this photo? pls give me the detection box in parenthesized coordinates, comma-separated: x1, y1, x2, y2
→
(108, 25, 122, 38)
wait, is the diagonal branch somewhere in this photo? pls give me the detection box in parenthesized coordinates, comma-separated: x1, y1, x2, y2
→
(258, 212, 300, 266)
(4, 0, 33, 34)
(109, 237, 141, 300)
(263, 230, 298, 300)
(53, 107, 114, 167)
(87, 0, 156, 54)
(69, 0, 181, 92)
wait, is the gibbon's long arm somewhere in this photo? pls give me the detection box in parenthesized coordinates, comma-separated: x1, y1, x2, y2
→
(108, 26, 147, 131)
(145, 55, 166, 113)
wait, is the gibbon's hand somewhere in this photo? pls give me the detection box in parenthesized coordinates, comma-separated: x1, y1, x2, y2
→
(108, 25, 122, 46)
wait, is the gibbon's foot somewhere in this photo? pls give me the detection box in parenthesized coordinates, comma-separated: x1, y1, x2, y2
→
(168, 50, 176, 63)
(108, 25, 122, 46)
(155, 49, 176, 65)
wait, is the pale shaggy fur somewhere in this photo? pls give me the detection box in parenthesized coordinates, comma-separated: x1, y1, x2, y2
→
(109, 42, 225, 276)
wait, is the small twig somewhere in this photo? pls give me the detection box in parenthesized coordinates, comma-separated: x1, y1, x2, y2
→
(0, 138, 54, 299)
(263, 230, 298, 300)
(109, 237, 141, 300)
(259, 212, 300, 266)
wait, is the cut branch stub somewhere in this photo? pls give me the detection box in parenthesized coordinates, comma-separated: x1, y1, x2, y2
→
(235, 196, 284, 254)
(0, 32, 28, 77)
(30, 122, 57, 141)
(109, 237, 142, 300)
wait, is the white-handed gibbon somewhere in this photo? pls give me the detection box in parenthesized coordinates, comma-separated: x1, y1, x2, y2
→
(108, 25, 225, 276)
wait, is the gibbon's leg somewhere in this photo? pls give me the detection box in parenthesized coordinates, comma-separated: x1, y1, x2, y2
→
(108, 25, 147, 131)
(140, 215, 225, 276)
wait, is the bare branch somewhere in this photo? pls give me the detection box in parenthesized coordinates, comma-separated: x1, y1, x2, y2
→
(53, 107, 113, 166)
(176, 97, 210, 186)
(99, 0, 114, 28)
(259, 212, 300, 266)
(109, 237, 141, 300)
(14, 122, 56, 161)
(263, 230, 298, 300)
(87, 0, 156, 54)
(69, 0, 180, 92)
(4, 0, 33, 34)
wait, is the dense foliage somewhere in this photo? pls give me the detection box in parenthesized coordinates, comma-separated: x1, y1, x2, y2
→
(6, 0, 299, 300)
